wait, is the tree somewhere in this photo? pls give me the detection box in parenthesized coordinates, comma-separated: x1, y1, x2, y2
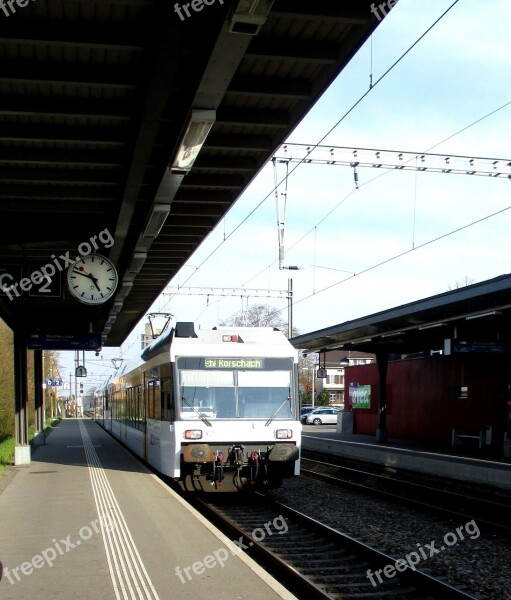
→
(0, 319, 61, 440)
(219, 303, 299, 338)
(300, 387, 329, 407)
(0, 319, 14, 439)
(315, 389, 330, 406)
(447, 276, 475, 291)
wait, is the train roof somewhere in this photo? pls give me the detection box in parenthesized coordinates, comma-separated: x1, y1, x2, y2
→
(141, 322, 294, 363)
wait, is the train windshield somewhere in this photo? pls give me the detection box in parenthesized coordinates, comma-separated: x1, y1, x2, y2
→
(177, 357, 295, 420)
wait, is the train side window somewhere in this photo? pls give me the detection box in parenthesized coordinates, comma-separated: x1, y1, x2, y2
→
(126, 388, 135, 427)
(126, 385, 144, 429)
(137, 385, 145, 429)
(146, 379, 161, 420)
(161, 376, 174, 421)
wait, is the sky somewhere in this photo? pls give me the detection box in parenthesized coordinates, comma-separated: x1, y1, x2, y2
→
(58, 0, 511, 387)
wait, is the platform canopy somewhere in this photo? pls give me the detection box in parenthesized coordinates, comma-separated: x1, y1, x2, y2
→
(290, 274, 511, 356)
(0, 0, 385, 348)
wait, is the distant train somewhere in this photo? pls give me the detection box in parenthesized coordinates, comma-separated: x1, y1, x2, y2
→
(96, 322, 301, 492)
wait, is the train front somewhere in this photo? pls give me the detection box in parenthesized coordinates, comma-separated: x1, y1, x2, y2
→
(170, 325, 301, 492)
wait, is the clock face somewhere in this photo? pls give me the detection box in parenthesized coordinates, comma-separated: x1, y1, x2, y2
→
(67, 254, 118, 305)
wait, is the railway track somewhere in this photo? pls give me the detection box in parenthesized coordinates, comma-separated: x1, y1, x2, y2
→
(300, 453, 511, 536)
(192, 493, 477, 600)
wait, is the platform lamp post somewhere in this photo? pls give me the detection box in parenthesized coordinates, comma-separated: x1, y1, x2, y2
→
(311, 362, 315, 408)
(375, 352, 388, 443)
(339, 352, 350, 405)
(302, 352, 319, 408)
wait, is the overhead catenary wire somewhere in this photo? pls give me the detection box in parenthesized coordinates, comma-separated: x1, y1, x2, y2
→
(240, 98, 511, 289)
(125, 3, 510, 346)
(157, 0, 461, 318)
(302, 202, 511, 302)
(116, 6, 506, 356)
(258, 201, 511, 324)
(271, 144, 511, 179)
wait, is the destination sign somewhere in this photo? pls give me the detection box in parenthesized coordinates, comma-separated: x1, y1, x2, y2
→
(28, 332, 101, 350)
(205, 358, 264, 369)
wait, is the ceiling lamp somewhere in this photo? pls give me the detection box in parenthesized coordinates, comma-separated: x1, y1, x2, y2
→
(229, 0, 274, 35)
(171, 109, 216, 174)
(127, 252, 147, 275)
(143, 204, 171, 238)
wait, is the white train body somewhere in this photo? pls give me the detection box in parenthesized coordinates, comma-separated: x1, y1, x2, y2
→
(97, 322, 301, 492)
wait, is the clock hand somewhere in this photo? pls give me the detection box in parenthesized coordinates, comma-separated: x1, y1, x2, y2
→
(90, 275, 101, 292)
(72, 269, 101, 292)
(71, 269, 94, 280)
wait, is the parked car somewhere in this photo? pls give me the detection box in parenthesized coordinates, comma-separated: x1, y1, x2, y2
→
(300, 405, 317, 422)
(305, 407, 341, 425)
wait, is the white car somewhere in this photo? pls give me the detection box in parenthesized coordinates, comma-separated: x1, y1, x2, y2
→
(305, 408, 341, 425)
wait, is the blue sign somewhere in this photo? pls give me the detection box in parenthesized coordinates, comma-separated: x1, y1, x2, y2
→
(444, 339, 507, 355)
(45, 378, 63, 386)
(28, 333, 101, 350)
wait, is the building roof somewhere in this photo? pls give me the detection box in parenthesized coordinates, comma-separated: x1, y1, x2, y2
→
(290, 273, 511, 355)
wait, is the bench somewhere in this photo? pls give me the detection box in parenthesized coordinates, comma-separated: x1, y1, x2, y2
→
(451, 427, 492, 449)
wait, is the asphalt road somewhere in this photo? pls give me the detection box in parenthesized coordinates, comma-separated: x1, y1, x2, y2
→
(301, 424, 337, 433)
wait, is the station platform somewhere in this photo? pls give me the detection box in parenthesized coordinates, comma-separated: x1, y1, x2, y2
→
(0, 419, 296, 600)
(301, 426, 511, 491)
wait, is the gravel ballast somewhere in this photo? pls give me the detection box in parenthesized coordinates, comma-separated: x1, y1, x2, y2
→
(267, 475, 511, 600)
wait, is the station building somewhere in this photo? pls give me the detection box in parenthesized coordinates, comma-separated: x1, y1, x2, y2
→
(292, 273, 511, 458)
(343, 351, 504, 452)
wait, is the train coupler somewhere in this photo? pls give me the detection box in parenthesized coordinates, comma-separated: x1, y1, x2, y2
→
(249, 451, 260, 485)
(192, 465, 201, 481)
(211, 451, 225, 487)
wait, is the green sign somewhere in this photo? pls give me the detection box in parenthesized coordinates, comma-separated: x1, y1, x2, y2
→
(349, 383, 371, 409)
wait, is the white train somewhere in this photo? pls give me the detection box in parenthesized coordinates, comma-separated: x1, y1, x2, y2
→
(96, 322, 301, 492)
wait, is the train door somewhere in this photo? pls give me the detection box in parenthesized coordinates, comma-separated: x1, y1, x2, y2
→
(160, 373, 176, 477)
(120, 387, 127, 443)
(145, 370, 162, 471)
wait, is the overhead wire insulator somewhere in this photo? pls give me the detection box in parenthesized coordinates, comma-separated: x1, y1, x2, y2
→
(353, 167, 359, 189)
(273, 156, 289, 269)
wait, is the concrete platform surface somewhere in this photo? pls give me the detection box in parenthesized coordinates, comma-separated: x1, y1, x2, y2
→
(302, 427, 511, 491)
(0, 419, 296, 600)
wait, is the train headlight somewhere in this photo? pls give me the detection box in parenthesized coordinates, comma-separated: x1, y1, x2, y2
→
(275, 429, 292, 439)
(184, 429, 202, 440)
(222, 334, 238, 342)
